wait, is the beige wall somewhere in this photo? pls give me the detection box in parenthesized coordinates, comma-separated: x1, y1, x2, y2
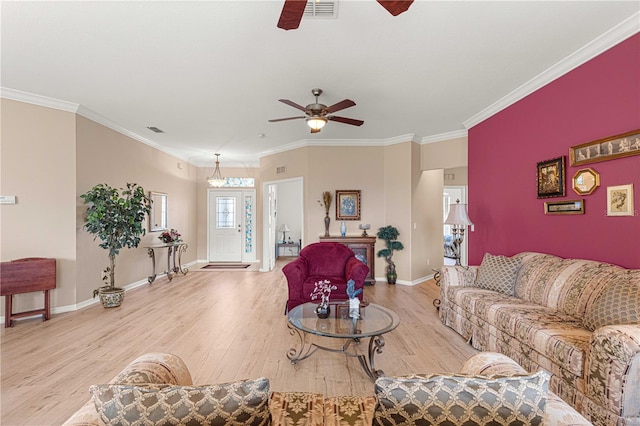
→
(1, 99, 198, 314)
(1, 99, 77, 315)
(422, 137, 467, 170)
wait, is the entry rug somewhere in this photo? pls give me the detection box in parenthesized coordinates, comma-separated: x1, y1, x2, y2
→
(201, 264, 250, 270)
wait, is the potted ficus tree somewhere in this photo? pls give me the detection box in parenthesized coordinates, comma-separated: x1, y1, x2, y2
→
(376, 225, 404, 285)
(81, 183, 151, 308)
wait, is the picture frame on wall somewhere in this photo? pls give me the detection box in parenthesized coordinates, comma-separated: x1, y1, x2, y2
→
(569, 129, 640, 166)
(537, 156, 565, 198)
(544, 199, 585, 215)
(336, 190, 361, 220)
(607, 184, 634, 216)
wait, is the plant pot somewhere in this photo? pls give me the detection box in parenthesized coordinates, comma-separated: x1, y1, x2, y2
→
(98, 287, 125, 308)
(386, 271, 397, 285)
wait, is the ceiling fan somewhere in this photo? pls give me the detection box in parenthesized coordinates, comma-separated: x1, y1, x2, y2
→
(268, 88, 364, 134)
(277, 0, 414, 30)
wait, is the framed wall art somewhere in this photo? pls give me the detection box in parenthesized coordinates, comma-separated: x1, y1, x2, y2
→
(569, 129, 640, 166)
(607, 184, 634, 216)
(572, 168, 600, 195)
(336, 190, 361, 220)
(537, 156, 565, 198)
(544, 199, 585, 215)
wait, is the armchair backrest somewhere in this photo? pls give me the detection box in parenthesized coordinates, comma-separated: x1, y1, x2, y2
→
(300, 242, 355, 277)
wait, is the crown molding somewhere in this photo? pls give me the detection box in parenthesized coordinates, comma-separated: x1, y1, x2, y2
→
(1, 87, 80, 113)
(463, 12, 640, 129)
(420, 129, 468, 144)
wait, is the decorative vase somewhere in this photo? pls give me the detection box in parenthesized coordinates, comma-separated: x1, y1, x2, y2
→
(315, 304, 330, 319)
(341, 221, 347, 237)
(386, 271, 397, 285)
(99, 287, 125, 308)
(324, 214, 330, 237)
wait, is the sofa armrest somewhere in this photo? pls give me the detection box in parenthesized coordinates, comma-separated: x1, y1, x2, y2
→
(586, 324, 640, 417)
(441, 265, 478, 289)
(282, 257, 310, 299)
(62, 353, 192, 426)
(460, 352, 528, 377)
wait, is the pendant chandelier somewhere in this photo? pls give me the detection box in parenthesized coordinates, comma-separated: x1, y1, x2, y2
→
(206, 153, 226, 187)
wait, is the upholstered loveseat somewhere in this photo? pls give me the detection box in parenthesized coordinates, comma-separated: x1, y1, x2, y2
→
(439, 252, 640, 426)
(63, 351, 590, 425)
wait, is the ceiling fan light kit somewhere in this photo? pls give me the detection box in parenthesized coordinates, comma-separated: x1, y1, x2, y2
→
(269, 88, 363, 134)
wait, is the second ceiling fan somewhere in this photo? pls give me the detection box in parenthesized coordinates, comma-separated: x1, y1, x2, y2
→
(277, 0, 414, 30)
(268, 88, 364, 134)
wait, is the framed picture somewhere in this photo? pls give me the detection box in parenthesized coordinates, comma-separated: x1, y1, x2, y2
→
(544, 199, 585, 215)
(336, 190, 361, 220)
(537, 157, 565, 198)
(607, 184, 634, 216)
(572, 168, 600, 195)
(569, 129, 640, 166)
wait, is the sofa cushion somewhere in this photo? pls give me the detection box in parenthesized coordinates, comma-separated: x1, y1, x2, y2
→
(90, 377, 271, 426)
(324, 395, 376, 426)
(583, 271, 640, 331)
(372, 371, 550, 426)
(476, 253, 521, 295)
(270, 391, 324, 426)
(514, 255, 619, 319)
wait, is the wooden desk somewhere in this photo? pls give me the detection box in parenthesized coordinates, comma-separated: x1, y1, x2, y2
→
(319, 236, 377, 285)
(0, 257, 56, 328)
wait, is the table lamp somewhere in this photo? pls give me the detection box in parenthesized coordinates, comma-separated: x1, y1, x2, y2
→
(444, 199, 473, 266)
(279, 224, 291, 243)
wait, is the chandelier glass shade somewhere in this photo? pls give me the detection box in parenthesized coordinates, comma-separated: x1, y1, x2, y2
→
(207, 153, 226, 187)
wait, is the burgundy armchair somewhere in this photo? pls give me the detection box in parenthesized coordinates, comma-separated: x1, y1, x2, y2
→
(283, 242, 369, 312)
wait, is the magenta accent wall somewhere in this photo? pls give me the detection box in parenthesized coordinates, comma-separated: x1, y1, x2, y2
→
(468, 34, 640, 269)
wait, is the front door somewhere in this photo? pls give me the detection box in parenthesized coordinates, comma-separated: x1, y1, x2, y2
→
(209, 190, 242, 262)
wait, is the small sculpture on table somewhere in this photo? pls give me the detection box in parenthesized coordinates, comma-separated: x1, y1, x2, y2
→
(346, 279, 362, 319)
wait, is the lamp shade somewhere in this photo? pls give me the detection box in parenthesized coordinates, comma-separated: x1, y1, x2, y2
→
(445, 202, 473, 226)
(279, 224, 291, 232)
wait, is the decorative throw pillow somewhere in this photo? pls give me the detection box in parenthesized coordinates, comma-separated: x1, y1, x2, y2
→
(583, 272, 640, 331)
(476, 253, 522, 296)
(373, 370, 549, 426)
(90, 377, 271, 426)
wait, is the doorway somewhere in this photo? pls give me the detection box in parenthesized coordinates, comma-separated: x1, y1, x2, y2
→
(443, 185, 468, 266)
(208, 189, 256, 262)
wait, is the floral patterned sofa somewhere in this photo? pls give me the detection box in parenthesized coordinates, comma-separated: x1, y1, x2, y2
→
(439, 252, 640, 426)
(63, 351, 590, 425)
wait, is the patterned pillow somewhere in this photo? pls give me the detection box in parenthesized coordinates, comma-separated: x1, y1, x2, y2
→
(583, 272, 640, 331)
(373, 371, 550, 426)
(90, 377, 271, 426)
(476, 253, 522, 295)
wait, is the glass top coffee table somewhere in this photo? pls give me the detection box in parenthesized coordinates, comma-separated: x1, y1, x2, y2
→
(287, 302, 400, 380)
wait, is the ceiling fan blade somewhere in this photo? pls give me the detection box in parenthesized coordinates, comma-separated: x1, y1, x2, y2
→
(310, 127, 321, 134)
(268, 116, 306, 122)
(328, 116, 364, 126)
(377, 0, 414, 16)
(278, 99, 308, 112)
(325, 99, 356, 114)
(277, 0, 307, 30)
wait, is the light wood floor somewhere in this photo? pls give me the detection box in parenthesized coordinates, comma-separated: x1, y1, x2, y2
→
(0, 258, 477, 425)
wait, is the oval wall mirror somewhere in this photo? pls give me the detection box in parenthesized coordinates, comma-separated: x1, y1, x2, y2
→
(572, 168, 600, 195)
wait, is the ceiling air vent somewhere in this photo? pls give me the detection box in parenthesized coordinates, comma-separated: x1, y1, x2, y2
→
(304, 1, 338, 19)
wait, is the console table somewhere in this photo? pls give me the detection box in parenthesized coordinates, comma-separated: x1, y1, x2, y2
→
(145, 242, 188, 284)
(276, 241, 300, 258)
(319, 236, 377, 285)
(0, 257, 56, 327)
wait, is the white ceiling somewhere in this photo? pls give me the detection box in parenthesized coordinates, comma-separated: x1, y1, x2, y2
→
(2, 1, 639, 168)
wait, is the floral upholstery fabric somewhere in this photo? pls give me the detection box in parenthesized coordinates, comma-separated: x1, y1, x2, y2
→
(475, 253, 521, 295)
(270, 391, 324, 426)
(439, 254, 640, 426)
(373, 371, 550, 426)
(323, 395, 376, 426)
(90, 378, 271, 426)
(583, 271, 640, 331)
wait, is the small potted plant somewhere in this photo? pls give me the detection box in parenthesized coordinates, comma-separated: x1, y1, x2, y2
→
(376, 225, 404, 285)
(159, 229, 181, 244)
(81, 183, 151, 308)
(310, 279, 337, 318)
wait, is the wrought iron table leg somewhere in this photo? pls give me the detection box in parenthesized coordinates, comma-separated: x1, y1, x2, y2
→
(287, 323, 318, 363)
(177, 243, 189, 275)
(147, 248, 157, 283)
(166, 246, 174, 281)
(357, 335, 386, 380)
